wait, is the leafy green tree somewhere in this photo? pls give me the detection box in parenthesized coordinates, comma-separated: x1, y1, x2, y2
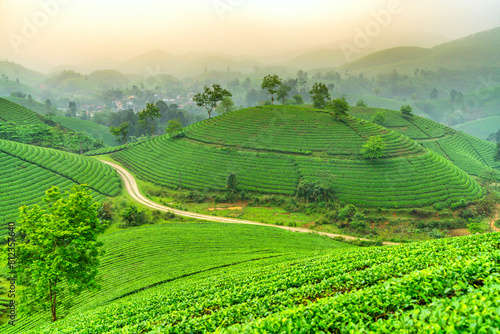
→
(45, 99, 52, 110)
(166, 118, 183, 137)
(400, 105, 413, 117)
(261, 74, 282, 105)
(361, 135, 386, 159)
(292, 94, 304, 105)
(226, 173, 238, 192)
(216, 96, 236, 114)
(67, 101, 77, 117)
(246, 89, 259, 106)
(193, 84, 232, 118)
(371, 111, 386, 124)
(430, 88, 438, 100)
(327, 97, 350, 120)
(276, 85, 292, 104)
(138, 102, 161, 136)
(121, 205, 150, 227)
(109, 122, 130, 147)
(356, 99, 367, 107)
(15, 185, 107, 322)
(309, 83, 331, 109)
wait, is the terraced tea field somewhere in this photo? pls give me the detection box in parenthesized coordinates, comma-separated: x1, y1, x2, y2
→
(0, 140, 121, 240)
(20, 231, 500, 333)
(110, 106, 483, 208)
(53, 116, 118, 146)
(0, 98, 44, 126)
(0, 222, 349, 333)
(351, 107, 500, 180)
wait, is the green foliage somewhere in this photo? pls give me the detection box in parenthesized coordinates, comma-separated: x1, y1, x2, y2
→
(261, 74, 282, 105)
(226, 173, 238, 192)
(327, 97, 350, 119)
(193, 84, 232, 118)
(361, 135, 387, 159)
(26, 232, 500, 334)
(337, 204, 357, 221)
(121, 205, 150, 227)
(450, 198, 467, 210)
(371, 111, 386, 124)
(292, 94, 304, 105)
(109, 122, 130, 146)
(309, 82, 331, 109)
(356, 99, 367, 107)
(467, 218, 482, 234)
(215, 96, 236, 114)
(296, 180, 335, 203)
(138, 102, 161, 136)
(165, 118, 183, 137)
(400, 104, 413, 117)
(16, 184, 107, 322)
(276, 85, 292, 105)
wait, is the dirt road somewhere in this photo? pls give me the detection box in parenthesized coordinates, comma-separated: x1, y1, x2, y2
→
(489, 204, 500, 232)
(101, 161, 399, 246)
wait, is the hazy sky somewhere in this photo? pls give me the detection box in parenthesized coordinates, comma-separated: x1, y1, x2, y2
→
(1, 0, 500, 71)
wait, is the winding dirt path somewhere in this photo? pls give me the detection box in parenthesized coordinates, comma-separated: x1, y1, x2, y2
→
(489, 204, 500, 232)
(101, 161, 399, 246)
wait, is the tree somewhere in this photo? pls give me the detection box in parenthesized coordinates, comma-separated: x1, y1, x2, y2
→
(371, 111, 386, 124)
(292, 94, 304, 105)
(16, 185, 107, 322)
(246, 89, 259, 107)
(356, 99, 367, 107)
(400, 105, 413, 117)
(261, 74, 282, 105)
(309, 83, 331, 109)
(138, 102, 161, 136)
(166, 118, 183, 137)
(67, 101, 77, 117)
(45, 99, 52, 110)
(297, 70, 308, 90)
(109, 122, 130, 147)
(193, 84, 232, 118)
(467, 218, 481, 234)
(276, 85, 292, 104)
(430, 88, 438, 100)
(226, 173, 238, 192)
(327, 97, 350, 120)
(216, 96, 236, 114)
(450, 89, 458, 102)
(361, 135, 386, 159)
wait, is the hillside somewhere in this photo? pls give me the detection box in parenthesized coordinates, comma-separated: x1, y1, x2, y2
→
(12, 230, 500, 333)
(344, 27, 500, 74)
(3, 97, 60, 116)
(0, 140, 121, 240)
(52, 116, 117, 146)
(350, 107, 500, 180)
(1, 222, 350, 332)
(454, 116, 500, 140)
(0, 98, 45, 126)
(101, 105, 483, 208)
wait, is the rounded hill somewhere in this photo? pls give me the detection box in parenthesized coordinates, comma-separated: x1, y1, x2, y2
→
(110, 105, 483, 208)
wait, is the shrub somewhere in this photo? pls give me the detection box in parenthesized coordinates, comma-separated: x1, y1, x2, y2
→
(121, 205, 150, 227)
(337, 204, 356, 221)
(296, 181, 335, 203)
(450, 198, 467, 210)
(433, 202, 446, 211)
(356, 99, 367, 107)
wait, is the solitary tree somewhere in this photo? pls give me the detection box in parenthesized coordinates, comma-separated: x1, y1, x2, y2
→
(226, 173, 238, 193)
(430, 88, 438, 100)
(276, 84, 292, 104)
(400, 105, 413, 117)
(45, 99, 52, 111)
(327, 97, 350, 120)
(16, 185, 107, 322)
(356, 99, 367, 107)
(261, 74, 282, 105)
(109, 122, 130, 147)
(361, 135, 386, 159)
(193, 84, 232, 118)
(138, 102, 161, 136)
(371, 111, 386, 124)
(309, 83, 331, 109)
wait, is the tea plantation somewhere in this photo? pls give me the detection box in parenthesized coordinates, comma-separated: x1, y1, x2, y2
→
(110, 105, 483, 208)
(16, 229, 500, 333)
(351, 107, 500, 180)
(0, 139, 121, 240)
(0, 222, 351, 333)
(0, 98, 45, 126)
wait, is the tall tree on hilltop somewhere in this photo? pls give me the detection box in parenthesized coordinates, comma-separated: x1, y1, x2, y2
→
(193, 84, 232, 118)
(310, 82, 331, 109)
(327, 97, 350, 120)
(261, 74, 282, 105)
